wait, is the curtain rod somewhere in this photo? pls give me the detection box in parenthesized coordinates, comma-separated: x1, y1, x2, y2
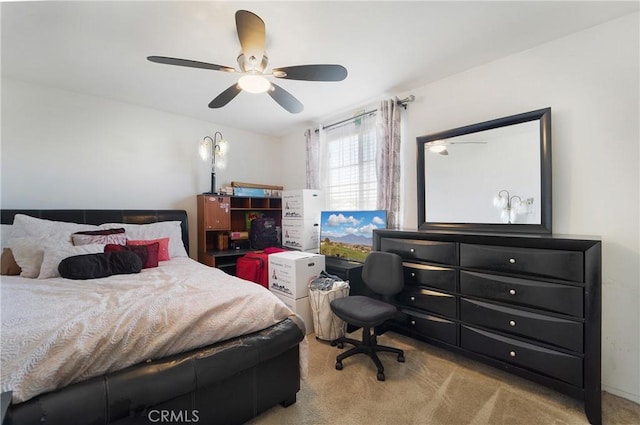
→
(315, 95, 415, 133)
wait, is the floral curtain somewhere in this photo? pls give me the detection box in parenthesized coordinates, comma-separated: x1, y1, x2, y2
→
(377, 98, 402, 229)
(305, 128, 320, 189)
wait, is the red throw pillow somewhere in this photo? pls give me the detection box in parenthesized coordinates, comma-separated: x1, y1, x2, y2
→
(127, 238, 170, 261)
(105, 242, 160, 269)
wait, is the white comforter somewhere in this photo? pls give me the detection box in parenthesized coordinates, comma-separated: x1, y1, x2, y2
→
(0, 257, 295, 403)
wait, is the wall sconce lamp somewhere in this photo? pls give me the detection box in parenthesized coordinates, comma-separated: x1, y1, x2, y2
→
(493, 189, 527, 224)
(199, 132, 228, 194)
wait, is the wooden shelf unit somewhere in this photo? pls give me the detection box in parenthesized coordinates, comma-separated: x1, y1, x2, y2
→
(197, 195, 282, 274)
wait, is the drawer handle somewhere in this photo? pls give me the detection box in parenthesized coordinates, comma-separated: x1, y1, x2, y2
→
(411, 272, 416, 277)
(509, 289, 517, 295)
(509, 320, 516, 327)
(410, 296, 416, 301)
(509, 351, 516, 357)
(410, 248, 415, 253)
(509, 258, 516, 264)
(410, 320, 416, 326)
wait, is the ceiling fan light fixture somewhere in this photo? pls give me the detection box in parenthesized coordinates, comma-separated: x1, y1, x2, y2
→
(238, 74, 271, 93)
(149, 10, 346, 113)
(429, 144, 447, 153)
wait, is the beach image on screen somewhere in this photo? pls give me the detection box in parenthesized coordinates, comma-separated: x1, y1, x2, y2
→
(320, 210, 387, 262)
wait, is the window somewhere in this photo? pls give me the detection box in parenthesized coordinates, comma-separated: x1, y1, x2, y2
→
(322, 113, 377, 210)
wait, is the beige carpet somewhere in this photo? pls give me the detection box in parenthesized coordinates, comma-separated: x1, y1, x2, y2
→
(248, 331, 640, 425)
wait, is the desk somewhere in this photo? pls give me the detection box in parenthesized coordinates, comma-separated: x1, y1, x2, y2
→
(325, 257, 365, 294)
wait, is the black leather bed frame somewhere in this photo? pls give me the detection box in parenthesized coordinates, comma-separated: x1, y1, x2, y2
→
(1, 209, 305, 425)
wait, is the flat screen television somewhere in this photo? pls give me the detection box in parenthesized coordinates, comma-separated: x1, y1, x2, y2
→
(319, 210, 387, 262)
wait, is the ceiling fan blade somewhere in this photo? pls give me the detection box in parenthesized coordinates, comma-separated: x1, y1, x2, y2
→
(147, 56, 235, 73)
(235, 10, 265, 65)
(272, 64, 348, 81)
(208, 84, 242, 108)
(268, 83, 304, 114)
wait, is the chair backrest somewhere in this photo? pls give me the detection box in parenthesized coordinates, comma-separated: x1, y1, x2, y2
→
(362, 251, 404, 297)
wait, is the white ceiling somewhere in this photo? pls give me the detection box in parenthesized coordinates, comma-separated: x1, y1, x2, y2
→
(2, 1, 638, 137)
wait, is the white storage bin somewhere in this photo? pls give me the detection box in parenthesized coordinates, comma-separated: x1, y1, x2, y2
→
(282, 218, 320, 251)
(268, 251, 325, 299)
(282, 190, 323, 219)
(271, 292, 314, 335)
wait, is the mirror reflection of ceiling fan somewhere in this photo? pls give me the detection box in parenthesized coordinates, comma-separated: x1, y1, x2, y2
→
(426, 140, 488, 155)
(147, 10, 348, 114)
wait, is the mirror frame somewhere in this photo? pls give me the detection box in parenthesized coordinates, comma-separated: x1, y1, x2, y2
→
(417, 107, 552, 234)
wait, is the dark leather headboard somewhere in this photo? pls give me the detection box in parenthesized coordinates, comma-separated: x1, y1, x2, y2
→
(1, 209, 189, 255)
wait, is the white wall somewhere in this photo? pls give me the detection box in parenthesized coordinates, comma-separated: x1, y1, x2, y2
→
(280, 125, 309, 191)
(0, 78, 282, 256)
(282, 13, 640, 402)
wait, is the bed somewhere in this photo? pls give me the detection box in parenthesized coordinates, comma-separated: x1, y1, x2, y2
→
(0, 209, 306, 425)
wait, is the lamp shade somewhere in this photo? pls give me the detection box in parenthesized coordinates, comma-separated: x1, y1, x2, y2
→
(199, 138, 211, 161)
(238, 75, 271, 93)
(493, 194, 507, 209)
(500, 209, 510, 223)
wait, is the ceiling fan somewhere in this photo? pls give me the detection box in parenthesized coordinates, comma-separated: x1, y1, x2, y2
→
(147, 10, 348, 114)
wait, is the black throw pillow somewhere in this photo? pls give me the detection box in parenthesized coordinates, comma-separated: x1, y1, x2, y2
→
(109, 250, 143, 275)
(58, 251, 142, 280)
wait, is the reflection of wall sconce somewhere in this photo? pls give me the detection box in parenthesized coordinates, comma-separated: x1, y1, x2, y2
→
(199, 131, 228, 194)
(493, 190, 529, 224)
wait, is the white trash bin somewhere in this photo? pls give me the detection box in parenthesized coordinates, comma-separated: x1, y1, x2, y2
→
(308, 279, 350, 341)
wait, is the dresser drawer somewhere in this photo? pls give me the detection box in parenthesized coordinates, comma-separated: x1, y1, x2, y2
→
(397, 288, 457, 318)
(460, 271, 583, 317)
(461, 326, 583, 387)
(460, 298, 583, 352)
(403, 263, 457, 292)
(460, 244, 583, 282)
(381, 238, 457, 265)
(399, 310, 457, 346)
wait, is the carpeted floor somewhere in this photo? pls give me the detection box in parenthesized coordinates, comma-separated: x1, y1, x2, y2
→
(248, 331, 640, 425)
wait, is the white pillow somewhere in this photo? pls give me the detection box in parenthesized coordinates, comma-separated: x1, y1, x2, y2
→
(38, 243, 106, 279)
(7, 237, 47, 278)
(11, 214, 100, 243)
(100, 221, 188, 258)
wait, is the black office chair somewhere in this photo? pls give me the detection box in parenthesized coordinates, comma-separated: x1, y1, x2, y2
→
(330, 251, 405, 381)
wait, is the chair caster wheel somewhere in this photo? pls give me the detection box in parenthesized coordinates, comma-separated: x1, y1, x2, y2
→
(330, 340, 337, 346)
(377, 372, 385, 381)
(337, 342, 344, 349)
(398, 354, 405, 363)
(335, 361, 343, 371)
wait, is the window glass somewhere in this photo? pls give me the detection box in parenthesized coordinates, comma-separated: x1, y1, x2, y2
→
(323, 114, 377, 210)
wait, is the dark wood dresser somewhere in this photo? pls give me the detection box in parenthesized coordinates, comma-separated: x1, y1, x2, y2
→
(373, 229, 601, 425)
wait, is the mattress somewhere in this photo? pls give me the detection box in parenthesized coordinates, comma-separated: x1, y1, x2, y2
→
(1, 257, 295, 404)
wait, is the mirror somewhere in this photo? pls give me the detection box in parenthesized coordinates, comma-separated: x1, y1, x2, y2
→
(417, 108, 551, 233)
